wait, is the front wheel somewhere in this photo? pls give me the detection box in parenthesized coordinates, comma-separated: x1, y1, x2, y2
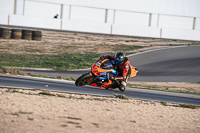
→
(75, 72, 93, 86)
(119, 84, 126, 92)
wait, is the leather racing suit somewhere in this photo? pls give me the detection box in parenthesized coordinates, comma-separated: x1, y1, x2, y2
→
(100, 55, 131, 90)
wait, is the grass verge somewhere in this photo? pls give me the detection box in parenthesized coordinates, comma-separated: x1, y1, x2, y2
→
(38, 91, 56, 96)
(0, 53, 101, 70)
(175, 104, 198, 109)
(127, 84, 200, 95)
(160, 101, 198, 109)
(0, 45, 146, 71)
(114, 93, 129, 100)
(0, 66, 76, 81)
(160, 101, 167, 106)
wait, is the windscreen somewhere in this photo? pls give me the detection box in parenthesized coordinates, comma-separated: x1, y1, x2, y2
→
(100, 60, 114, 69)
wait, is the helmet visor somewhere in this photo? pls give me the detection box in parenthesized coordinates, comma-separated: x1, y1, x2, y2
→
(115, 52, 125, 65)
(115, 58, 124, 65)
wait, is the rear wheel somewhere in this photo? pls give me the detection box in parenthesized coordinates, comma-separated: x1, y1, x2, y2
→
(75, 72, 93, 86)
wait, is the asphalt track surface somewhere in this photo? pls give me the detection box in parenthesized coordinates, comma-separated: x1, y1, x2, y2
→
(130, 45, 200, 82)
(0, 45, 200, 105)
(0, 74, 200, 106)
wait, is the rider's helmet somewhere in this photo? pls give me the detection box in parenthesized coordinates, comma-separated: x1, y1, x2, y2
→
(114, 52, 125, 65)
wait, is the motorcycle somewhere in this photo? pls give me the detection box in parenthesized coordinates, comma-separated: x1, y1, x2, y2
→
(75, 59, 138, 92)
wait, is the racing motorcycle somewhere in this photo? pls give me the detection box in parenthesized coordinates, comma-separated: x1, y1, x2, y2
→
(75, 59, 138, 91)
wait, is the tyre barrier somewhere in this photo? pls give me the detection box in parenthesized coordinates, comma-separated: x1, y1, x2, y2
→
(22, 30, 32, 40)
(0, 28, 11, 39)
(11, 29, 22, 39)
(0, 27, 42, 41)
(32, 30, 42, 41)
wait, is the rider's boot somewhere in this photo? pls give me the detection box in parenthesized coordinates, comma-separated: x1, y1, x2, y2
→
(118, 81, 126, 92)
(105, 86, 112, 90)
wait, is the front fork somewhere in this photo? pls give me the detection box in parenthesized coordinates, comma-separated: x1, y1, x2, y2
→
(107, 73, 110, 82)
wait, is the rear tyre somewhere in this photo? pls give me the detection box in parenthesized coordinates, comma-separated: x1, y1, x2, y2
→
(75, 72, 93, 86)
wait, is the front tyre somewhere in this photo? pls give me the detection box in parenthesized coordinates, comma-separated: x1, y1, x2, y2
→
(75, 72, 93, 86)
(119, 85, 126, 92)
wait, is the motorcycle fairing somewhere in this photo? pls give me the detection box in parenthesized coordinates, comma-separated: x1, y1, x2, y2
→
(90, 59, 118, 88)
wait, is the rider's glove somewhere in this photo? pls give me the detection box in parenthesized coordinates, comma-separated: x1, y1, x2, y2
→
(100, 56, 105, 61)
(107, 55, 113, 60)
(100, 55, 112, 61)
(109, 75, 117, 80)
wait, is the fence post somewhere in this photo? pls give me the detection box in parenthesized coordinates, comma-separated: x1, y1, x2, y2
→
(23, 0, 25, 15)
(14, 0, 25, 15)
(113, 10, 116, 24)
(193, 17, 196, 30)
(68, 5, 71, 20)
(149, 13, 152, 26)
(157, 14, 160, 27)
(14, 0, 17, 14)
(104, 9, 115, 34)
(60, 4, 63, 30)
(60, 4, 63, 19)
(105, 9, 108, 23)
(148, 14, 159, 27)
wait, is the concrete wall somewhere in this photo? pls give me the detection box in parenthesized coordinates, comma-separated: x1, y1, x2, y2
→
(32, 0, 200, 17)
(114, 11, 149, 27)
(9, 15, 61, 29)
(0, 0, 14, 14)
(62, 20, 111, 34)
(195, 18, 200, 31)
(24, 0, 61, 18)
(0, 14, 9, 25)
(159, 15, 194, 30)
(0, 0, 200, 41)
(112, 24, 161, 38)
(162, 28, 200, 41)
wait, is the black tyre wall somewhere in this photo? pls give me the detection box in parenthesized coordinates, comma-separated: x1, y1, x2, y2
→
(1, 28, 11, 39)
(22, 30, 32, 40)
(11, 29, 22, 39)
(32, 31, 42, 41)
(0, 27, 42, 41)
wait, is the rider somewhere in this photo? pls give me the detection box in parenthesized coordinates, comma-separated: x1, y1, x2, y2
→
(100, 52, 133, 92)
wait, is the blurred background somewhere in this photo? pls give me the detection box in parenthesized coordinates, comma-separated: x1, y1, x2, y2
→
(0, 0, 200, 41)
